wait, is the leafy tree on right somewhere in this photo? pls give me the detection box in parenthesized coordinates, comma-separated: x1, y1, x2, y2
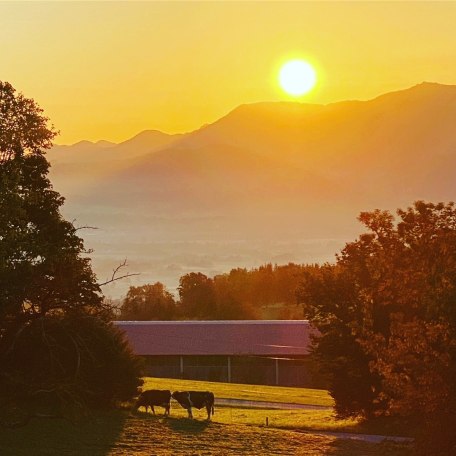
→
(298, 201, 456, 454)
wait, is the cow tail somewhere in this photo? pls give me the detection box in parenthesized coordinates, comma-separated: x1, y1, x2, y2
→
(212, 404, 215, 416)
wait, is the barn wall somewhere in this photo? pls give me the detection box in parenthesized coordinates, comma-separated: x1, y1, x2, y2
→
(141, 355, 323, 388)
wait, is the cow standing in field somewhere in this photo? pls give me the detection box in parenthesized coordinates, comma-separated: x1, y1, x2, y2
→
(171, 391, 215, 420)
(133, 390, 171, 416)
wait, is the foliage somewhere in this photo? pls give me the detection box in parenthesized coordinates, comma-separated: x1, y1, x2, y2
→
(0, 81, 141, 420)
(174, 264, 314, 320)
(1, 315, 142, 417)
(298, 201, 456, 453)
(0, 153, 107, 322)
(178, 272, 217, 319)
(119, 282, 178, 320)
(0, 81, 56, 163)
(124, 263, 313, 321)
(213, 270, 258, 319)
(298, 264, 381, 418)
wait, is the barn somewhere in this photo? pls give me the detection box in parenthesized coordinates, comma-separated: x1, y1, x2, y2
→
(115, 320, 322, 387)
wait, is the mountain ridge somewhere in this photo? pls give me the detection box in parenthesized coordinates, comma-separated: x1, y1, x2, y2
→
(49, 81, 456, 212)
(46, 81, 456, 298)
(52, 82, 454, 149)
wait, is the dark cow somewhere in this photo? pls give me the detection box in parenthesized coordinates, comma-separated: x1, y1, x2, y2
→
(171, 391, 215, 420)
(133, 389, 171, 416)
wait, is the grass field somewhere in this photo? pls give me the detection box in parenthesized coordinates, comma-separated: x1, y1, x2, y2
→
(142, 377, 414, 437)
(142, 377, 333, 407)
(0, 378, 414, 455)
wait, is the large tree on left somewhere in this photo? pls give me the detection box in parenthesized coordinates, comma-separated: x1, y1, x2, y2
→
(0, 82, 141, 423)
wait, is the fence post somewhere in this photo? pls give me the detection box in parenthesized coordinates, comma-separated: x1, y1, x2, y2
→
(227, 356, 231, 383)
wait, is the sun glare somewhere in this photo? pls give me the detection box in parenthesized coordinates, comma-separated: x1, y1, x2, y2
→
(279, 60, 317, 96)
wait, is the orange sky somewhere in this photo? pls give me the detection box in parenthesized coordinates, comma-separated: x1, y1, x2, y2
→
(2, 1, 456, 144)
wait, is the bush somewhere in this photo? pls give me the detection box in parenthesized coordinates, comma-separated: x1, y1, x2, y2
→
(1, 315, 142, 419)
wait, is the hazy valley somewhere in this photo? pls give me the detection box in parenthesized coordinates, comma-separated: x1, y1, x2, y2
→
(47, 82, 456, 297)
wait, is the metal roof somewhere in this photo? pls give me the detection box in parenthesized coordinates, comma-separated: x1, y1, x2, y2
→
(114, 320, 312, 356)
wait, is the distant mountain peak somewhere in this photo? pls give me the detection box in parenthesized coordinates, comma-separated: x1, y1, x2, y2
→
(370, 81, 456, 103)
(130, 129, 171, 139)
(96, 140, 116, 147)
(71, 140, 94, 147)
(118, 129, 182, 147)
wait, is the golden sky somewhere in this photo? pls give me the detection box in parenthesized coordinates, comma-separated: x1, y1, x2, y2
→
(2, 1, 456, 144)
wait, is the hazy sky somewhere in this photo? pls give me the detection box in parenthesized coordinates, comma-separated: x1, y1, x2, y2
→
(2, 1, 456, 144)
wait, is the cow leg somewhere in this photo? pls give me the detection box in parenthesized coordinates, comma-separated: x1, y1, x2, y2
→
(165, 404, 170, 416)
(187, 407, 193, 419)
(206, 404, 211, 420)
(151, 405, 155, 415)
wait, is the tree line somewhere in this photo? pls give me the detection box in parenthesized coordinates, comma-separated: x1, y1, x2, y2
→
(118, 263, 315, 321)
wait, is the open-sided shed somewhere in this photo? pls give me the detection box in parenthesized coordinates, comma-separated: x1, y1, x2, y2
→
(115, 320, 320, 387)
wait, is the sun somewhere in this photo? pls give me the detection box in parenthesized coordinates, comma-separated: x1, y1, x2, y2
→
(279, 59, 317, 96)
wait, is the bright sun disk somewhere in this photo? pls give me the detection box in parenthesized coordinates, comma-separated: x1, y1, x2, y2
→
(279, 60, 317, 96)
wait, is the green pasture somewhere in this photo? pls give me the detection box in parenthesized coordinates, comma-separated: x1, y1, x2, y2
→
(142, 376, 333, 407)
(142, 377, 413, 437)
(0, 412, 413, 456)
(0, 378, 414, 455)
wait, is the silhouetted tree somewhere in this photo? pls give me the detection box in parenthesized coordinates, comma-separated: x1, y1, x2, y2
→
(119, 282, 177, 320)
(174, 264, 314, 320)
(252, 263, 276, 305)
(0, 81, 141, 424)
(178, 272, 216, 319)
(0, 81, 56, 163)
(298, 264, 381, 418)
(213, 271, 258, 320)
(298, 201, 456, 454)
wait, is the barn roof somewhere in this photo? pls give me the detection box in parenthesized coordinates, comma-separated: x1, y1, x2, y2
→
(114, 320, 313, 356)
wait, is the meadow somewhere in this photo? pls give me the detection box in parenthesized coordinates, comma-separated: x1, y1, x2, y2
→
(0, 378, 414, 456)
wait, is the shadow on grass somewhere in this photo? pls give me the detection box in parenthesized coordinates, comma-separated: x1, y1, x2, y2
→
(132, 408, 212, 434)
(325, 438, 414, 456)
(0, 410, 128, 456)
(163, 415, 212, 434)
(274, 414, 417, 439)
(342, 416, 418, 438)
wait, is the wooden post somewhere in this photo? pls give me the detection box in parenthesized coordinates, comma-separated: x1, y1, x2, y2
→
(275, 358, 279, 385)
(227, 356, 231, 383)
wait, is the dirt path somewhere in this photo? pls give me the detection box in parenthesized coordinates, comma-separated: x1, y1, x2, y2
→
(297, 429, 414, 444)
(217, 398, 414, 444)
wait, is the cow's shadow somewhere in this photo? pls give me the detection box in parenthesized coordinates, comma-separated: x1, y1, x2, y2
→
(163, 416, 212, 434)
(132, 408, 212, 434)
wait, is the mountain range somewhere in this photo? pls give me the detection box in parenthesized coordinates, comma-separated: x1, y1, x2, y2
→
(47, 82, 456, 297)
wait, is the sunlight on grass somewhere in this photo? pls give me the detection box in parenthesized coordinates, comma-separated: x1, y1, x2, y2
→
(140, 377, 413, 437)
(142, 376, 333, 407)
(0, 410, 413, 456)
(165, 400, 358, 433)
(0, 378, 414, 456)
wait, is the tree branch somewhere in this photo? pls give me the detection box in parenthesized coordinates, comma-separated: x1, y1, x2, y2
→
(71, 219, 99, 232)
(98, 259, 140, 286)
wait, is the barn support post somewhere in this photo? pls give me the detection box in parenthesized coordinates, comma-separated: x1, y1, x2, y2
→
(180, 355, 184, 378)
(275, 358, 279, 385)
(227, 356, 231, 383)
